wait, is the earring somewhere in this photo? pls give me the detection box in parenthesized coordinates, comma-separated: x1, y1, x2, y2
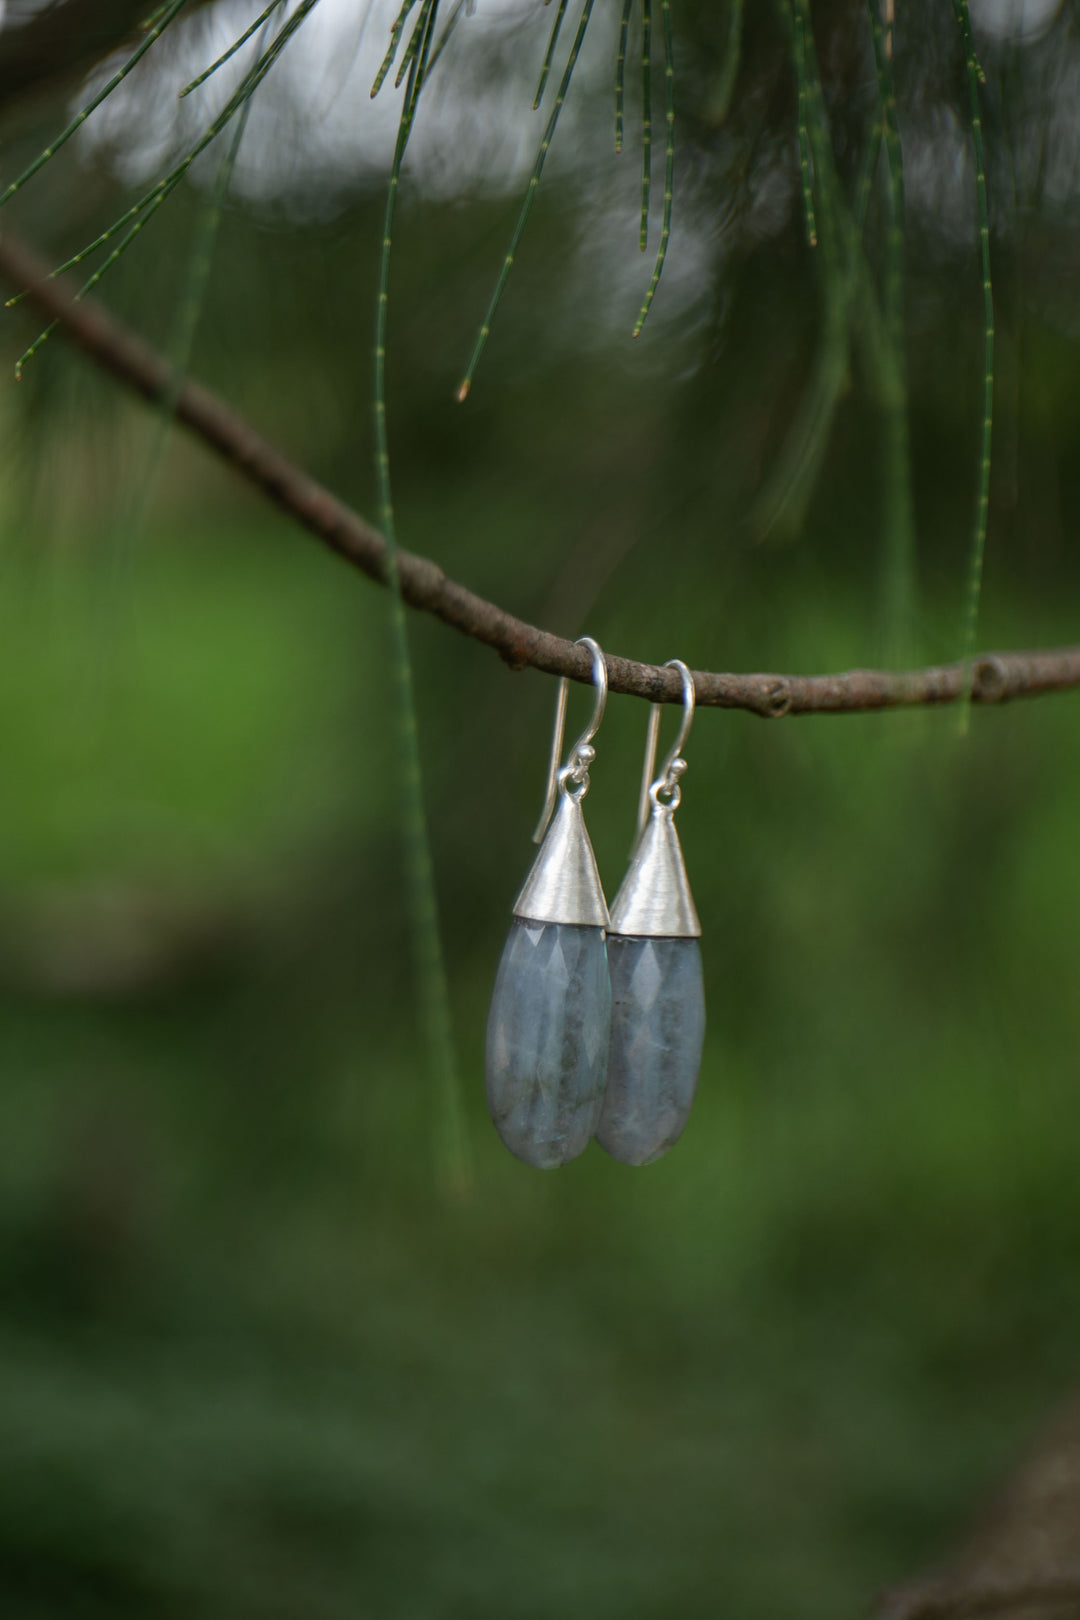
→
(596, 659, 705, 1166)
(486, 638, 613, 1169)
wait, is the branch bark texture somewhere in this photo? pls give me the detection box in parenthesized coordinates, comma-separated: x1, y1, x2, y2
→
(877, 1394, 1080, 1620)
(1, 229, 1079, 717)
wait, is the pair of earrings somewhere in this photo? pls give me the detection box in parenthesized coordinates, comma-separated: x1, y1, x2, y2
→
(486, 638, 705, 1169)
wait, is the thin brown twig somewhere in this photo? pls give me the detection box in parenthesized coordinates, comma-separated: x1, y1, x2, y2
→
(2, 228, 1079, 718)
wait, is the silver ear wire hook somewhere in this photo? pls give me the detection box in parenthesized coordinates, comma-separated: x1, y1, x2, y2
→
(533, 636, 608, 843)
(635, 659, 696, 844)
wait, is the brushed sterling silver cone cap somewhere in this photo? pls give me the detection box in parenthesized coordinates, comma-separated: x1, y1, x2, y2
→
(609, 804, 700, 938)
(513, 789, 610, 928)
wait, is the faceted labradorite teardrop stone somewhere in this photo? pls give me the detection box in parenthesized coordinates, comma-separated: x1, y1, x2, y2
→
(596, 935, 705, 1167)
(485, 919, 612, 1169)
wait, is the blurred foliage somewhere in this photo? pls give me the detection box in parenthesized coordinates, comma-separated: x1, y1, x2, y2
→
(2, 0, 1080, 1615)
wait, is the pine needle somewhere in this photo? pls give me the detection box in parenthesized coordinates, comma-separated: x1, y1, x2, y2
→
(640, 0, 652, 249)
(423, 0, 471, 77)
(710, 0, 744, 125)
(632, 0, 674, 337)
(371, 0, 417, 97)
(104, 17, 269, 605)
(867, 0, 916, 666)
(533, 0, 569, 109)
(614, 0, 633, 152)
(179, 0, 287, 96)
(0, 0, 190, 211)
(12, 0, 321, 375)
(456, 0, 597, 401)
(952, 0, 995, 718)
(752, 0, 870, 538)
(793, 4, 817, 247)
(373, 0, 472, 1196)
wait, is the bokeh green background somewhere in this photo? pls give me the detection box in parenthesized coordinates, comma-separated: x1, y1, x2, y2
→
(2, 2, 1080, 1614)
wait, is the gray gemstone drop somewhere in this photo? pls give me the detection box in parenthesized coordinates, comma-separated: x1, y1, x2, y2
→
(595, 935, 705, 1166)
(485, 919, 612, 1169)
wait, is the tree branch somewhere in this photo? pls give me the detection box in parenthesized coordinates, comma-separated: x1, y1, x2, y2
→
(1, 227, 1078, 716)
(877, 1393, 1080, 1620)
(879, 1570, 1080, 1619)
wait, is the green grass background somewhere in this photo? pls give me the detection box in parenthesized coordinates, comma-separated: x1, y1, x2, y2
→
(0, 498, 1077, 1619)
(3, 22, 1080, 1597)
